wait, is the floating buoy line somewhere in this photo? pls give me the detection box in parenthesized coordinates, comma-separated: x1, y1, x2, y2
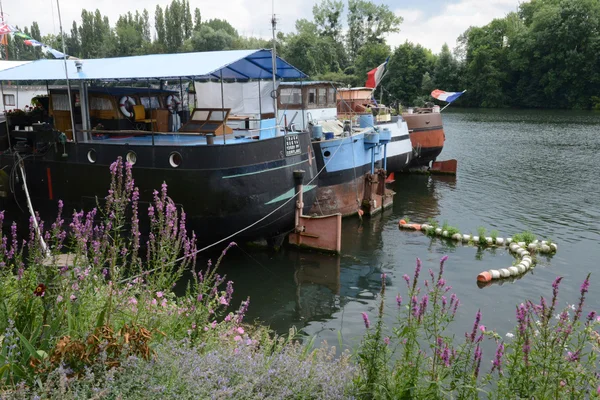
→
(398, 220, 557, 285)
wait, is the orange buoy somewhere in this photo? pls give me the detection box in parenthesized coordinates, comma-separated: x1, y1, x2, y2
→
(399, 219, 407, 225)
(477, 271, 492, 283)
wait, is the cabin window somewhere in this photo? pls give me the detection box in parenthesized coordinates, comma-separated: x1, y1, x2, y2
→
(51, 94, 71, 111)
(328, 88, 336, 105)
(308, 89, 316, 105)
(279, 88, 302, 105)
(90, 97, 112, 111)
(317, 88, 327, 105)
(140, 96, 160, 110)
(3, 94, 15, 106)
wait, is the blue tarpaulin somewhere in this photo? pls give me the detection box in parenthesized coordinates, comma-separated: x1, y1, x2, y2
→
(0, 49, 307, 81)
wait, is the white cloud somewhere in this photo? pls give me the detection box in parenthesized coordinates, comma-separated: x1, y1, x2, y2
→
(388, 0, 521, 53)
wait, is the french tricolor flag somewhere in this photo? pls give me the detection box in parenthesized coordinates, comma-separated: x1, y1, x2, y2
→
(431, 89, 466, 103)
(365, 57, 390, 89)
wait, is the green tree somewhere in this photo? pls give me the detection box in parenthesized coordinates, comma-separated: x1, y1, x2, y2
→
(386, 42, 435, 106)
(347, 0, 402, 59)
(354, 42, 390, 82)
(432, 43, 462, 92)
(193, 8, 202, 32)
(183, 25, 234, 52)
(155, 5, 166, 49)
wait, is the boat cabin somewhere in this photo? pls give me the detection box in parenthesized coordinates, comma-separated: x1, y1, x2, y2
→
(48, 86, 181, 137)
(337, 87, 392, 122)
(277, 82, 338, 130)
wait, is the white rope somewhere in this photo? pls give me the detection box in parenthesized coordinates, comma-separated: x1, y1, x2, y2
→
(122, 132, 349, 283)
(17, 155, 51, 257)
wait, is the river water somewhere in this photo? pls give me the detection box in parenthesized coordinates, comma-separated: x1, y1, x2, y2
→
(216, 108, 600, 347)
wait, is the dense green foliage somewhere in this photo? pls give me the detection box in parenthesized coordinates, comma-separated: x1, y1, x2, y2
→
(3, 0, 600, 109)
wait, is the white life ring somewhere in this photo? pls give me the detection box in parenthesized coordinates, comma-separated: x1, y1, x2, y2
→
(119, 96, 136, 118)
(166, 95, 181, 113)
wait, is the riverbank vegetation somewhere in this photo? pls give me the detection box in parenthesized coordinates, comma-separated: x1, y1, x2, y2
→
(5, 0, 600, 110)
(1, 161, 599, 398)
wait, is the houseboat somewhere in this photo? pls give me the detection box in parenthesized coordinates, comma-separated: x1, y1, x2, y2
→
(276, 81, 412, 217)
(336, 87, 445, 168)
(0, 49, 317, 246)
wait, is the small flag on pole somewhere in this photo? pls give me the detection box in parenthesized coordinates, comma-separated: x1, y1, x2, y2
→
(365, 57, 390, 89)
(431, 89, 466, 103)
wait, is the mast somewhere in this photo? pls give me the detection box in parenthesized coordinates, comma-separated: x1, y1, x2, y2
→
(270, 1, 278, 125)
(0, 0, 7, 60)
(56, 0, 77, 143)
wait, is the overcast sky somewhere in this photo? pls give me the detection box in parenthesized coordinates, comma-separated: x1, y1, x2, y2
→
(2, 0, 521, 54)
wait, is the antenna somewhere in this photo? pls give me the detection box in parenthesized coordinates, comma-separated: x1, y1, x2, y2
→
(271, 1, 278, 124)
(56, 0, 77, 143)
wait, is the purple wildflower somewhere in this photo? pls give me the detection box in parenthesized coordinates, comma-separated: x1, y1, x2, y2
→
(566, 350, 580, 362)
(474, 344, 482, 378)
(411, 296, 419, 318)
(384, 337, 390, 345)
(491, 342, 504, 374)
(402, 274, 410, 286)
(396, 294, 402, 307)
(361, 312, 370, 329)
(412, 258, 422, 291)
(470, 309, 482, 342)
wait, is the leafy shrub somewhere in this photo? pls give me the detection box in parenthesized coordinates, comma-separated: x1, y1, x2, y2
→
(512, 231, 536, 245)
(477, 226, 487, 245)
(355, 257, 600, 399)
(10, 338, 357, 399)
(490, 229, 499, 243)
(0, 158, 243, 386)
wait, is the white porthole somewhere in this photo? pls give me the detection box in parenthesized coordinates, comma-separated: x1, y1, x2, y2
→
(169, 152, 182, 168)
(87, 149, 97, 163)
(126, 151, 137, 165)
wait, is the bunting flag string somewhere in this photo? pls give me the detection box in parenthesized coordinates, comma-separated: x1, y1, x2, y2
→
(0, 21, 69, 59)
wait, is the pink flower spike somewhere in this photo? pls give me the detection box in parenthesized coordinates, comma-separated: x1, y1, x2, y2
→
(560, 381, 566, 387)
(384, 337, 390, 345)
(129, 297, 138, 305)
(224, 314, 232, 322)
(479, 325, 485, 333)
(70, 294, 77, 301)
(151, 298, 157, 306)
(237, 327, 244, 334)
(204, 327, 209, 331)
(56, 295, 63, 303)
(161, 299, 167, 307)
(211, 321, 217, 328)
(219, 296, 229, 305)
(156, 291, 164, 298)
(234, 335, 242, 341)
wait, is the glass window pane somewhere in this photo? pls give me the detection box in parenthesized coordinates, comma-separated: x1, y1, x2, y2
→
(140, 96, 160, 109)
(308, 89, 316, 104)
(51, 94, 70, 111)
(317, 88, 327, 105)
(328, 88, 336, 105)
(3, 94, 15, 106)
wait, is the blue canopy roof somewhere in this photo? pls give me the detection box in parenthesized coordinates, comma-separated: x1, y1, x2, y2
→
(0, 49, 307, 81)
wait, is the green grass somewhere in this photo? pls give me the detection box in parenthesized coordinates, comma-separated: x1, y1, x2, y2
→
(477, 226, 487, 245)
(513, 231, 536, 245)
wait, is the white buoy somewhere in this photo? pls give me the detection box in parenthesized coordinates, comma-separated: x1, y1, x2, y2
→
(435, 228, 443, 235)
(506, 237, 513, 244)
(496, 237, 505, 245)
(527, 243, 537, 252)
(491, 270, 501, 279)
(517, 241, 526, 248)
(499, 268, 511, 278)
(521, 259, 531, 268)
(486, 237, 493, 245)
(452, 233, 462, 241)
(516, 264, 527, 274)
(472, 236, 480, 243)
(550, 243, 558, 252)
(540, 244, 551, 253)
(508, 266, 519, 276)
(462, 234, 471, 242)
(442, 230, 449, 237)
